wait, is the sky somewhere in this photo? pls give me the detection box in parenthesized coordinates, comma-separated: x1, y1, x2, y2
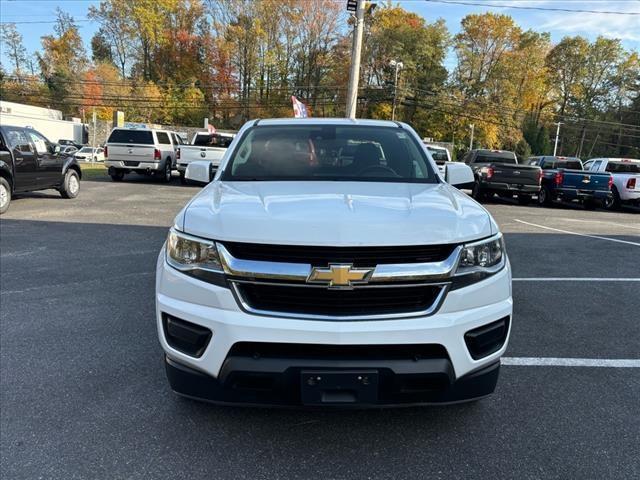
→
(0, 0, 639, 72)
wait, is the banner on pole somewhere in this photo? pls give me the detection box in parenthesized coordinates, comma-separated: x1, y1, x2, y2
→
(291, 96, 309, 118)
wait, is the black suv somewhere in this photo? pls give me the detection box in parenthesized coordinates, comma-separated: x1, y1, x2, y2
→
(0, 125, 82, 214)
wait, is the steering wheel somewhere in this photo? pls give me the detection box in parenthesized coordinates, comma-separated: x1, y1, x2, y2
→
(357, 165, 399, 177)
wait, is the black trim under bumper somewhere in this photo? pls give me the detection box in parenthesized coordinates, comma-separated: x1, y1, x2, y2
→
(164, 355, 500, 407)
(479, 181, 540, 194)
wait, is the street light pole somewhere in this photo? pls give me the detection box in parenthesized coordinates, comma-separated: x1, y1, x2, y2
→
(469, 123, 475, 150)
(345, 0, 366, 119)
(390, 60, 403, 121)
(553, 122, 563, 156)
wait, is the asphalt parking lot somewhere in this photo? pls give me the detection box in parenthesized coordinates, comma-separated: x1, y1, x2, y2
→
(1, 175, 639, 480)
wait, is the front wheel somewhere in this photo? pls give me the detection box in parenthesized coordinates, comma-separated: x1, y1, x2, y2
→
(60, 169, 80, 199)
(0, 177, 11, 214)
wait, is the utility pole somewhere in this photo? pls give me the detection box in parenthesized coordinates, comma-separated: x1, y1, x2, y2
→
(390, 60, 403, 121)
(345, 0, 366, 119)
(553, 122, 563, 156)
(469, 124, 475, 150)
(92, 108, 97, 161)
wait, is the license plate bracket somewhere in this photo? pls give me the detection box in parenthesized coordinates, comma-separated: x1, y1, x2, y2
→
(300, 370, 379, 405)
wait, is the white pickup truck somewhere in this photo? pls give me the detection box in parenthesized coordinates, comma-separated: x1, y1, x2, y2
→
(584, 158, 640, 209)
(156, 118, 512, 407)
(176, 132, 235, 183)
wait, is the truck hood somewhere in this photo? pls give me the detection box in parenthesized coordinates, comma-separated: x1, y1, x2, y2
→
(181, 181, 494, 246)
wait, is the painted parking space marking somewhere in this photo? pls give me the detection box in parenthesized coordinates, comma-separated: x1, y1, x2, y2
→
(513, 277, 640, 282)
(559, 217, 640, 231)
(513, 219, 640, 247)
(502, 357, 640, 368)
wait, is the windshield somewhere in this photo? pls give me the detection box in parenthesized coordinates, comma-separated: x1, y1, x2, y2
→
(107, 129, 153, 144)
(543, 160, 583, 170)
(193, 133, 234, 148)
(427, 147, 448, 164)
(223, 125, 438, 183)
(606, 161, 640, 173)
(78, 147, 93, 153)
(476, 153, 517, 164)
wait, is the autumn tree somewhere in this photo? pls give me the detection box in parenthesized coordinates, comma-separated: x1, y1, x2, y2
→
(88, 0, 135, 77)
(37, 9, 88, 113)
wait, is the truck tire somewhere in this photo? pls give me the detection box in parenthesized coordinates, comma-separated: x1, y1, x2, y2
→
(471, 181, 485, 202)
(0, 177, 11, 215)
(161, 159, 172, 183)
(517, 194, 531, 205)
(110, 170, 125, 182)
(538, 185, 553, 206)
(179, 171, 188, 185)
(604, 186, 621, 210)
(60, 169, 80, 199)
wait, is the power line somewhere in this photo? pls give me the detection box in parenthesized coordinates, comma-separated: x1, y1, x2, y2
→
(0, 19, 91, 25)
(423, 0, 640, 15)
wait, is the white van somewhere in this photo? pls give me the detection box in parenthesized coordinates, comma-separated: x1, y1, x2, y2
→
(104, 128, 184, 182)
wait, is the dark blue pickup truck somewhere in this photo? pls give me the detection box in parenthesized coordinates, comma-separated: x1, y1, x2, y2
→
(526, 156, 612, 209)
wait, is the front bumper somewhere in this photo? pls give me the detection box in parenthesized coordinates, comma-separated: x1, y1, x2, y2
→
(105, 160, 162, 171)
(156, 250, 513, 406)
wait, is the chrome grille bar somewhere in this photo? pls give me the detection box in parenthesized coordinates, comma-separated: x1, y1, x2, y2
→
(217, 244, 461, 283)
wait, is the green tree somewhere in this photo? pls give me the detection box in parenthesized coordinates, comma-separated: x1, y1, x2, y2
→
(91, 30, 114, 65)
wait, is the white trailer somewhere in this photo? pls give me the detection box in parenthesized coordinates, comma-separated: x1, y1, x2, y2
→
(0, 100, 88, 145)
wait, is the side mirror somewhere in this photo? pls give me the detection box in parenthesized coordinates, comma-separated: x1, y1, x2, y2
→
(185, 161, 215, 184)
(444, 162, 474, 189)
(54, 144, 61, 154)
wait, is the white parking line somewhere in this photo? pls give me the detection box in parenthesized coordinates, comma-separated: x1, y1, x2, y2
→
(513, 278, 640, 282)
(513, 219, 640, 247)
(559, 217, 640, 231)
(502, 357, 640, 368)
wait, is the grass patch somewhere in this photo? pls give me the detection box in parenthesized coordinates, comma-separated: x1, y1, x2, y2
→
(79, 162, 107, 179)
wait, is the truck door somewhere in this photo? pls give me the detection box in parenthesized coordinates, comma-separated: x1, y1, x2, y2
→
(3, 127, 38, 190)
(26, 129, 64, 187)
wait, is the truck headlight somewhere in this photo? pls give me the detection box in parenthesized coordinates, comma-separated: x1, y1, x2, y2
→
(166, 228, 222, 272)
(456, 234, 505, 275)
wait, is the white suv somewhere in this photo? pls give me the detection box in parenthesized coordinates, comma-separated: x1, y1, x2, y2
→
(156, 118, 512, 407)
(105, 128, 183, 182)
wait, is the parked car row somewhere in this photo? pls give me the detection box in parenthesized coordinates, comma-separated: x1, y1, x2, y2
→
(459, 149, 639, 211)
(103, 127, 236, 183)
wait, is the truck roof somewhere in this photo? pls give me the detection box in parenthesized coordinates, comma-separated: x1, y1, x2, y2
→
(253, 118, 402, 128)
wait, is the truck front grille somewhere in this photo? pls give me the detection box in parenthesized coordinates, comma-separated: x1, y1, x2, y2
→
(233, 282, 446, 319)
(222, 242, 456, 267)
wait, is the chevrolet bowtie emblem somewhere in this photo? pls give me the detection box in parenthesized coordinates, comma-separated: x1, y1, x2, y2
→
(308, 264, 373, 288)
